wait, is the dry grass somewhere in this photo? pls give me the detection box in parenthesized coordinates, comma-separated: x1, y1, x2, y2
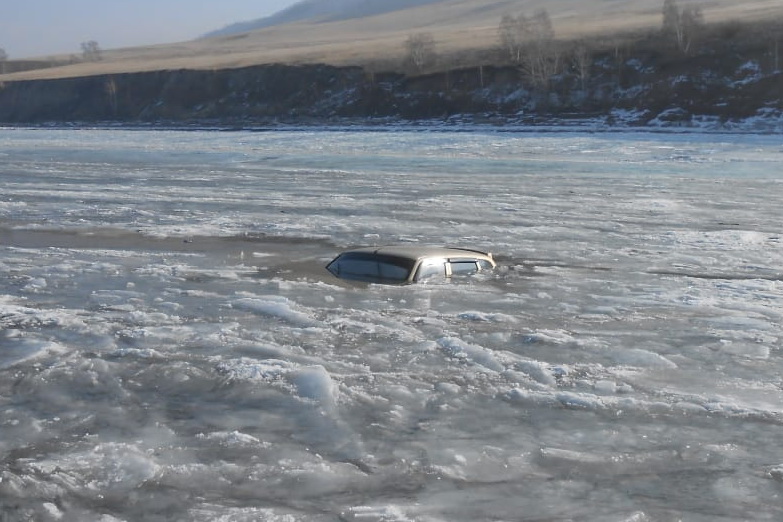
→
(3, 0, 782, 81)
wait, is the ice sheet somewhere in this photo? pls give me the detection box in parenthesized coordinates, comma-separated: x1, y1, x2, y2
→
(1, 128, 783, 520)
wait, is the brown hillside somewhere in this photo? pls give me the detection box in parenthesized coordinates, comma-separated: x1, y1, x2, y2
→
(2, 0, 783, 81)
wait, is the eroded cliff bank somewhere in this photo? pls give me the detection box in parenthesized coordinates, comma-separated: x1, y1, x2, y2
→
(1, 44, 782, 130)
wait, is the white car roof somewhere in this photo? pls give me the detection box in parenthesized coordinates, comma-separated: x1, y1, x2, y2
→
(344, 245, 494, 263)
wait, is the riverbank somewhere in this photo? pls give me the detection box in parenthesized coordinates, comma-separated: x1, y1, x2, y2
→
(1, 61, 781, 132)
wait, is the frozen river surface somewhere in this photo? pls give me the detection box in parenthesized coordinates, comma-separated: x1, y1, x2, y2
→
(2, 128, 783, 521)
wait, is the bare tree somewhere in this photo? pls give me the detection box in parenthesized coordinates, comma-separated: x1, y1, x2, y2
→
(662, 0, 703, 53)
(408, 33, 436, 72)
(405, 33, 436, 72)
(762, 26, 782, 72)
(105, 77, 118, 115)
(498, 10, 561, 88)
(662, 0, 680, 38)
(529, 10, 555, 44)
(522, 10, 560, 89)
(681, 6, 704, 50)
(81, 41, 102, 62)
(499, 13, 529, 63)
(572, 41, 592, 91)
(499, 9, 560, 89)
(0, 48, 8, 75)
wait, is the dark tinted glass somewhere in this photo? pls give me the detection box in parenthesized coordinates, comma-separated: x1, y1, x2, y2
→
(449, 260, 479, 275)
(327, 253, 415, 283)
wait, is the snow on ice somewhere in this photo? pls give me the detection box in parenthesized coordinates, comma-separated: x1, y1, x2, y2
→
(1, 127, 783, 521)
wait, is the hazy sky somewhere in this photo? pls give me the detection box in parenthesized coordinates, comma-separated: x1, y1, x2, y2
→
(1, 0, 301, 59)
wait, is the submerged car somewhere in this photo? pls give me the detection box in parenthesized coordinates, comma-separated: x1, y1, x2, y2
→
(326, 246, 496, 285)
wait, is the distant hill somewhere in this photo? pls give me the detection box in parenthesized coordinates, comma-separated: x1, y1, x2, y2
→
(2, 0, 783, 81)
(203, 0, 444, 38)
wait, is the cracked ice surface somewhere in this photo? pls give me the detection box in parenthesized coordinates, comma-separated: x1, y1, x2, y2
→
(1, 128, 783, 521)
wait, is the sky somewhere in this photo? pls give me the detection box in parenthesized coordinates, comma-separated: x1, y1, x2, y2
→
(0, 0, 301, 59)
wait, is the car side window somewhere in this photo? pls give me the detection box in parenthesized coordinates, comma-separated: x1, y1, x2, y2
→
(377, 261, 410, 282)
(477, 259, 493, 271)
(415, 259, 447, 281)
(449, 260, 479, 276)
(331, 258, 379, 279)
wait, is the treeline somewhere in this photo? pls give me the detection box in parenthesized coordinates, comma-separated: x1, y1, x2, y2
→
(0, 41, 103, 76)
(392, 0, 782, 88)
